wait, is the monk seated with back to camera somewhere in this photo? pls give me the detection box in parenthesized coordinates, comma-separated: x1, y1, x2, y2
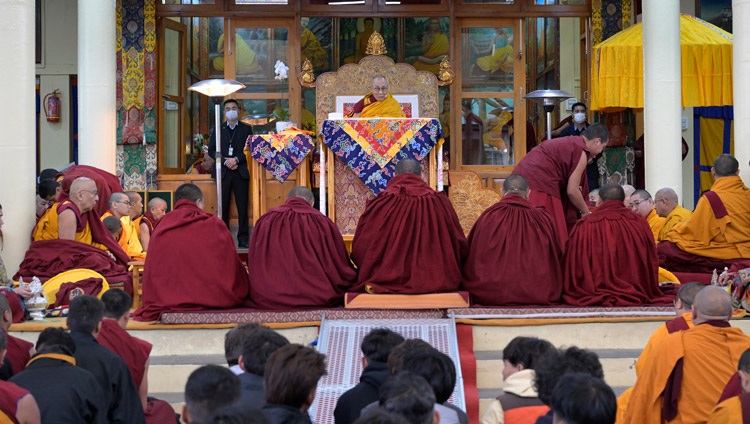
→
(351, 158, 468, 295)
(346, 75, 406, 119)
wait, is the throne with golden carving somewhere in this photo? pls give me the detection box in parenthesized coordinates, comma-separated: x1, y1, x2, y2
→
(315, 54, 442, 240)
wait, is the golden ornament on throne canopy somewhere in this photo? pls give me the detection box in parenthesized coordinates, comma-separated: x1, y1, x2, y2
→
(365, 31, 387, 56)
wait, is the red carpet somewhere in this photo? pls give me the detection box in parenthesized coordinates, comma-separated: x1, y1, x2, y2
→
(457, 324, 479, 424)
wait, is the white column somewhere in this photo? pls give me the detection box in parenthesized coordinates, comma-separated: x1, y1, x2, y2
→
(78, 0, 116, 173)
(734, 0, 750, 184)
(0, 0, 36, 278)
(643, 0, 682, 197)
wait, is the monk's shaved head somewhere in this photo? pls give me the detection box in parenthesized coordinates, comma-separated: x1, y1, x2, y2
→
(675, 282, 705, 312)
(108, 192, 128, 210)
(655, 187, 678, 203)
(714, 154, 740, 177)
(739, 349, 750, 374)
(395, 159, 421, 177)
(693, 285, 733, 323)
(622, 184, 635, 198)
(631, 189, 651, 201)
(148, 197, 167, 210)
(599, 183, 625, 202)
(288, 186, 315, 206)
(70, 177, 95, 196)
(504, 174, 529, 198)
(175, 183, 204, 204)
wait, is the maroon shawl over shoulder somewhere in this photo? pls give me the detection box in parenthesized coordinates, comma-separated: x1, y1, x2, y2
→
(351, 173, 468, 294)
(2, 329, 32, 375)
(98, 318, 151, 386)
(248, 197, 356, 309)
(134, 200, 251, 321)
(462, 194, 562, 306)
(57, 165, 123, 217)
(562, 200, 673, 306)
(140, 211, 159, 235)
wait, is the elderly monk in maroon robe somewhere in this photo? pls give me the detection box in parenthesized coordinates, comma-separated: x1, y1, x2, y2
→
(351, 159, 468, 294)
(134, 183, 251, 321)
(99, 290, 177, 424)
(511, 124, 609, 247)
(139, 197, 167, 252)
(248, 186, 356, 309)
(462, 174, 562, 305)
(562, 183, 674, 306)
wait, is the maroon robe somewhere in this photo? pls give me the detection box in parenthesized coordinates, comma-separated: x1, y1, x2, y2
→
(97, 319, 178, 424)
(51, 278, 104, 308)
(140, 211, 159, 236)
(2, 329, 32, 376)
(351, 173, 468, 294)
(14, 240, 131, 291)
(134, 199, 252, 321)
(0, 380, 29, 421)
(57, 165, 124, 217)
(0, 290, 25, 323)
(248, 197, 356, 309)
(462, 194, 562, 306)
(562, 200, 674, 306)
(512, 136, 590, 246)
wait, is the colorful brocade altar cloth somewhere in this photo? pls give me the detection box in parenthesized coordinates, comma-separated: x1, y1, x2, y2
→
(321, 118, 444, 194)
(249, 132, 316, 183)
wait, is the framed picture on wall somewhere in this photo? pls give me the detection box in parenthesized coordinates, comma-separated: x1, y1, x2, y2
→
(696, 0, 732, 33)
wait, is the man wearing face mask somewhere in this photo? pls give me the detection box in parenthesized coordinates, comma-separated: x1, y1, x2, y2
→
(209, 99, 253, 248)
(559, 102, 600, 191)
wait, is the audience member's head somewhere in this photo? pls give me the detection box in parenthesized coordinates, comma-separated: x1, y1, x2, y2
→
(183, 365, 241, 423)
(673, 282, 704, 314)
(738, 348, 750, 394)
(598, 183, 625, 203)
(399, 345, 456, 404)
(103, 216, 122, 240)
(692, 285, 733, 324)
(206, 405, 270, 424)
(239, 328, 290, 376)
(38, 168, 59, 183)
(353, 408, 411, 424)
(0, 294, 12, 330)
(550, 373, 616, 424)
(175, 183, 205, 207)
(101, 289, 133, 327)
(387, 338, 432, 375)
(361, 328, 405, 365)
(288, 186, 315, 206)
(622, 184, 636, 205)
(148, 197, 168, 220)
(654, 187, 679, 218)
(66, 295, 104, 335)
(224, 323, 267, 367)
(503, 174, 530, 199)
(588, 189, 600, 206)
(581, 123, 610, 145)
(126, 192, 144, 218)
(264, 344, 327, 411)
(35, 327, 76, 356)
(379, 372, 438, 424)
(69, 177, 98, 213)
(628, 189, 654, 218)
(38, 178, 61, 203)
(502, 336, 556, 380)
(534, 346, 604, 405)
(713, 154, 740, 178)
(395, 159, 421, 177)
(108, 192, 131, 218)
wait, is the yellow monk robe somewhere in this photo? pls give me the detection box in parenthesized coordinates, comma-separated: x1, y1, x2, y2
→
(646, 209, 666, 244)
(623, 322, 750, 424)
(665, 176, 750, 260)
(476, 45, 514, 74)
(412, 32, 449, 74)
(346, 93, 406, 119)
(658, 205, 693, 241)
(213, 33, 262, 74)
(658, 267, 680, 283)
(33, 201, 94, 244)
(101, 213, 146, 261)
(708, 394, 750, 424)
(301, 28, 329, 70)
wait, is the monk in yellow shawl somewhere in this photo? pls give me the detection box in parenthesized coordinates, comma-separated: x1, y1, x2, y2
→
(33, 177, 99, 244)
(474, 28, 514, 75)
(708, 348, 750, 424)
(300, 18, 329, 70)
(411, 18, 449, 74)
(659, 155, 750, 273)
(654, 187, 693, 242)
(101, 193, 146, 261)
(623, 286, 750, 424)
(213, 32, 262, 75)
(629, 189, 666, 243)
(346, 75, 406, 119)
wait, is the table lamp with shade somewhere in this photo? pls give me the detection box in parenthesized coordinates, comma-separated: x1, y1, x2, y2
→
(525, 89, 573, 141)
(188, 79, 245, 220)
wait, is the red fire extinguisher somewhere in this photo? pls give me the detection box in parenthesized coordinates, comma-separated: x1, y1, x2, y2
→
(43, 89, 61, 123)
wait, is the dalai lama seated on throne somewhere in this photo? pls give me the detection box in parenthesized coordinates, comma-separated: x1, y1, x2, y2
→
(346, 75, 406, 119)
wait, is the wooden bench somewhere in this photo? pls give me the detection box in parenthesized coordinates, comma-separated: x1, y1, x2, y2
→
(128, 260, 145, 309)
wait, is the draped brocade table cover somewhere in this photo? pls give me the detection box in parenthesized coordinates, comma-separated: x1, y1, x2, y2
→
(248, 132, 316, 183)
(321, 118, 443, 194)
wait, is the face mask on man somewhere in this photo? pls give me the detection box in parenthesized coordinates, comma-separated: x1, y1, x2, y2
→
(573, 112, 586, 124)
(225, 110, 238, 122)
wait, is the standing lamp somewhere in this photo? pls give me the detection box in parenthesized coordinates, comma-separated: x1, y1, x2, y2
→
(525, 89, 573, 141)
(188, 79, 245, 220)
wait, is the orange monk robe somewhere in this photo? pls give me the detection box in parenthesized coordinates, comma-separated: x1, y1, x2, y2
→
(658, 205, 693, 242)
(708, 393, 750, 424)
(646, 209, 666, 244)
(101, 212, 146, 261)
(664, 176, 750, 260)
(623, 322, 750, 424)
(412, 32, 449, 74)
(346, 93, 406, 119)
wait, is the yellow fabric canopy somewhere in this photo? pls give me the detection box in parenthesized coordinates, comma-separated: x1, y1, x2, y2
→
(591, 15, 733, 111)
